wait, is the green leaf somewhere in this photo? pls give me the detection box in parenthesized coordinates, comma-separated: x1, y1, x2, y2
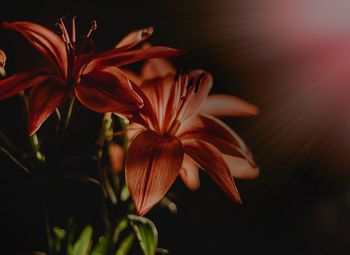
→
(90, 236, 108, 255)
(53, 226, 66, 240)
(115, 233, 135, 255)
(113, 218, 128, 244)
(52, 226, 66, 254)
(120, 185, 130, 202)
(156, 248, 169, 254)
(71, 225, 93, 255)
(128, 215, 158, 255)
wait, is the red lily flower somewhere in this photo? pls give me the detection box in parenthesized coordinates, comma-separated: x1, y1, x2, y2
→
(0, 18, 181, 135)
(0, 50, 6, 77)
(123, 59, 259, 215)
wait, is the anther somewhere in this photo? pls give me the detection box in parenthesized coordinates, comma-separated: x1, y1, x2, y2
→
(71, 16, 77, 44)
(186, 77, 194, 89)
(86, 20, 97, 38)
(195, 72, 206, 93)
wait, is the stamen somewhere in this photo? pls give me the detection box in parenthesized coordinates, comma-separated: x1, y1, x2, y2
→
(56, 17, 71, 44)
(195, 72, 206, 93)
(86, 20, 97, 38)
(71, 16, 77, 44)
(186, 77, 194, 90)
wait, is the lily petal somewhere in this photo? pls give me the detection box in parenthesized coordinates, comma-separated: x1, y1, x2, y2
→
(141, 58, 176, 80)
(75, 67, 143, 114)
(28, 76, 69, 135)
(126, 130, 184, 215)
(3, 22, 67, 77)
(120, 68, 144, 85)
(223, 154, 259, 180)
(88, 46, 182, 70)
(115, 27, 154, 51)
(201, 94, 259, 117)
(183, 139, 241, 202)
(0, 68, 52, 100)
(139, 75, 174, 127)
(178, 114, 255, 165)
(179, 154, 200, 190)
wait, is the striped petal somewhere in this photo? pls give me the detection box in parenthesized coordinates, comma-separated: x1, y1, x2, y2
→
(201, 94, 259, 117)
(75, 67, 143, 114)
(0, 68, 52, 100)
(28, 76, 70, 135)
(126, 130, 184, 215)
(3, 22, 67, 77)
(183, 139, 241, 202)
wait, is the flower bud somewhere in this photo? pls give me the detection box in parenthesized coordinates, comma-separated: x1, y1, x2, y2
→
(108, 143, 125, 173)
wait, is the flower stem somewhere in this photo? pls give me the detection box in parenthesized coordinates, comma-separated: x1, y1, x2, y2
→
(61, 96, 75, 137)
(19, 91, 45, 162)
(118, 117, 130, 150)
(0, 146, 29, 173)
(96, 113, 117, 204)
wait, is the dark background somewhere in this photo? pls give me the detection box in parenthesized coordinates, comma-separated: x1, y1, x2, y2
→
(1, 0, 350, 254)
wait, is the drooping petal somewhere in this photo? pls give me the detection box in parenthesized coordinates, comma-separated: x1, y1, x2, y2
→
(178, 114, 256, 166)
(183, 139, 241, 202)
(115, 27, 154, 51)
(201, 94, 259, 117)
(0, 68, 52, 100)
(2, 22, 67, 77)
(117, 81, 158, 131)
(75, 67, 143, 114)
(141, 57, 176, 80)
(0, 50, 6, 78)
(126, 130, 184, 215)
(87, 46, 182, 70)
(179, 154, 200, 190)
(222, 154, 259, 180)
(28, 76, 70, 135)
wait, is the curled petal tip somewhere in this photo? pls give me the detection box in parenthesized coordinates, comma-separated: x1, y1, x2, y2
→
(250, 105, 260, 115)
(1, 21, 9, 28)
(144, 26, 154, 35)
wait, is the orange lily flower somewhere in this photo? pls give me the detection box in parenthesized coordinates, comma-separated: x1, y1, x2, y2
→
(124, 59, 259, 215)
(0, 19, 180, 135)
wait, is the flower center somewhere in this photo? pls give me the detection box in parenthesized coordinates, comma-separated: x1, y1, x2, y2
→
(56, 17, 97, 83)
(164, 70, 206, 136)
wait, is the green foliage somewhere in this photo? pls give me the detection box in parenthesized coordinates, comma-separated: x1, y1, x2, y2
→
(71, 225, 93, 255)
(115, 233, 135, 255)
(128, 215, 158, 255)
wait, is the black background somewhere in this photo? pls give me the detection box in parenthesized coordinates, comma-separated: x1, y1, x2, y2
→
(1, 0, 350, 254)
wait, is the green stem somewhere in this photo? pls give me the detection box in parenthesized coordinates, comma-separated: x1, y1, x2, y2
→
(0, 146, 29, 173)
(20, 91, 45, 162)
(61, 96, 75, 137)
(118, 117, 129, 150)
(44, 208, 54, 255)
